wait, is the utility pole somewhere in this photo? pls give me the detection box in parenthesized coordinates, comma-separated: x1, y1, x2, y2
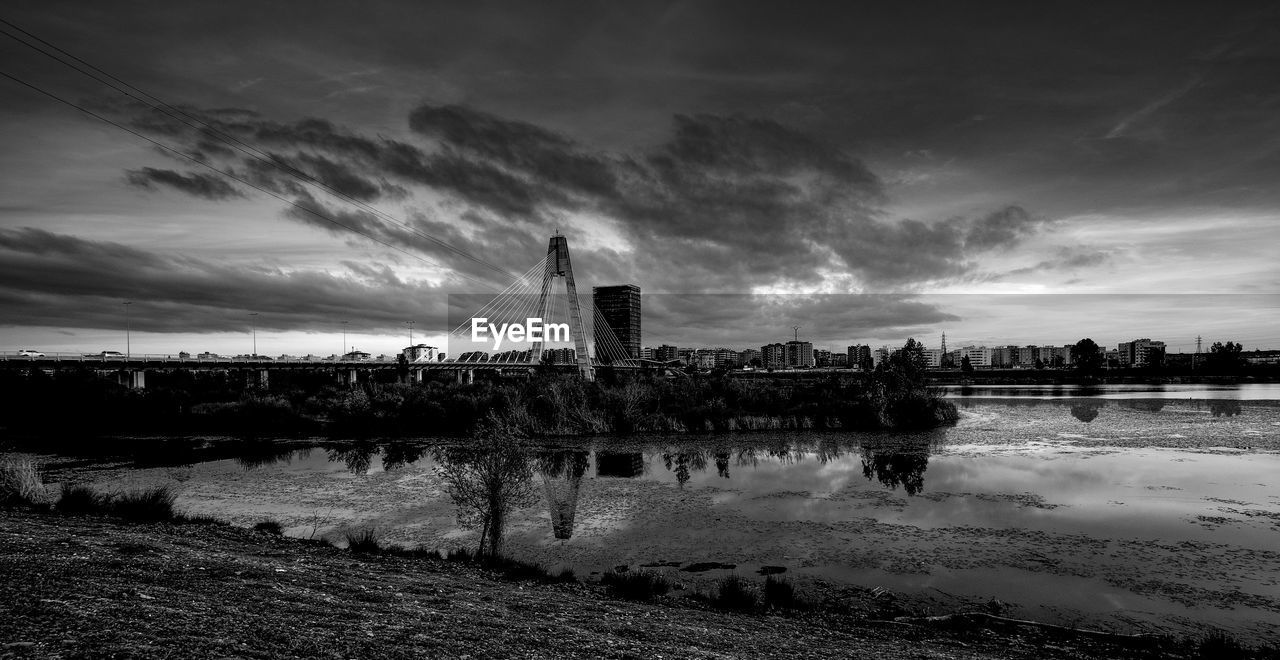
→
(123, 301, 133, 359)
(249, 312, 258, 357)
(1194, 335, 1202, 370)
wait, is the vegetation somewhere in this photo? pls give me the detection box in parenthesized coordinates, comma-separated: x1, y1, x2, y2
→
(1073, 338, 1104, 376)
(343, 528, 382, 553)
(711, 575, 759, 611)
(762, 576, 799, 610)
(252, 520, 284, 535)
(600, 568, 673, 600)
(0, 456, 45, 506)
(56, 484, 106, 513)
(110, 487, 179, 521)
(433, 417, 539, 557)
(51, 484, 201, 523)
(0, 339, 958, 437)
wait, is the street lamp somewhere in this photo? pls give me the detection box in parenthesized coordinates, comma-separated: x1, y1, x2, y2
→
(249, 312, 259, 358)
(123, 301, 133, 359)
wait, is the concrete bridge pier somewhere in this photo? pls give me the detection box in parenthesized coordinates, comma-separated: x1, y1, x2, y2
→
(257, 369, 269, 389)
(118, 369, 145, 389)
(413, 369, 424, 384)
(455, 369, 474, 385)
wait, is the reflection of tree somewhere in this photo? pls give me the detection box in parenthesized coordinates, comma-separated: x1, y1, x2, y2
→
(1119, 399, 1166, 413)
(714, 450, 730, 478)
(859, 438, 932, 496)
(1209, 400, 1242, 418)
(537, 450, 588, 539)
(661, 449, 709, 489)
(380, 442, 427, 471)
(433, 418, 537, 557)
(326, 441, 379, 474)
(1070, 401, 1101, 423)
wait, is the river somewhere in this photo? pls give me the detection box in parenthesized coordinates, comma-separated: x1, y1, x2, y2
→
(28, 383, 1280, 642)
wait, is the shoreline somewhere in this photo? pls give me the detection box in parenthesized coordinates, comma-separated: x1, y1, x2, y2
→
(0, 508, 1246, 659)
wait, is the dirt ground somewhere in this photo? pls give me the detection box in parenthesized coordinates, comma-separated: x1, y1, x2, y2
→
(0, 509, 1208, 659)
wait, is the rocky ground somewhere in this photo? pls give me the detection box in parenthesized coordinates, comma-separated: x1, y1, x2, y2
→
(0, 509, 1219, 659)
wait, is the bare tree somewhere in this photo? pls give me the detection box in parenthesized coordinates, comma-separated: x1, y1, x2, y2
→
(434, 415, 537, 558)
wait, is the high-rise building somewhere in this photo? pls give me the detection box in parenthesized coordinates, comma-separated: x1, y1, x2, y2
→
(847, 345, 872, 370)
(785, 340, 814, 368)
(814, 349, 832, 367)
(1119, 338, 1165, 367)
(592, 284, 641, 359)
(762, 343, 786, 369)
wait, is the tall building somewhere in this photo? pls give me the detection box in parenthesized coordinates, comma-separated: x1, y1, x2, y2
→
(847, 344, 872, 370)
(814, 349, 832, 367)
(592, 284, 641, 359)
(761, 343, 786, 369)
(1119, 338, 1165, 367)
(785, 340, 814, 368)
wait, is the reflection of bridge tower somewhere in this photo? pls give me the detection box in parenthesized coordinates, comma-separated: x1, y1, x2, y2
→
(530, 234, 593, 381)
(538, 450, 589, 540)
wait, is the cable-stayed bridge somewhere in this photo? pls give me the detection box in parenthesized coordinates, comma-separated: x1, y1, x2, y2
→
(1, 234, 678, 388)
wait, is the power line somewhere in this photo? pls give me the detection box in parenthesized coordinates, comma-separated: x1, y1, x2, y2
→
(0, 17, 519, 283)
(0, 68, 504, 292)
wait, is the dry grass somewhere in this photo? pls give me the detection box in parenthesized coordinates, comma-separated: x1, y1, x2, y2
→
(0, 456, 46, 506)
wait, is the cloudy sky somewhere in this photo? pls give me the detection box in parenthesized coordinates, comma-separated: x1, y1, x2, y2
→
(1, 1, 1277, 357)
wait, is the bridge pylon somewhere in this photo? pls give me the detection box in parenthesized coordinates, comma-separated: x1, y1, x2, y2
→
(530, 234, 593, 381)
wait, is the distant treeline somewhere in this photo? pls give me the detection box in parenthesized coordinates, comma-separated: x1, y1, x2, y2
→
(0, 341, 956, 438)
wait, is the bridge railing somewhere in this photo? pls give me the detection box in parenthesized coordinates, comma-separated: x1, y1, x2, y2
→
(0, 351, 405, 365)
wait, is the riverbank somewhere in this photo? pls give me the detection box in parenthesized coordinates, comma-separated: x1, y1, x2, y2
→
(0, 508, 1244, 659)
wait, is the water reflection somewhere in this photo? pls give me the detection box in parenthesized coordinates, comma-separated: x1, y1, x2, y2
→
(596, 451, 644, 478)
(537, 450, 588, 539)
(1209, 400, 1242, 417)
(1070, 401, 1101, 423)
(859, 437, 934, 496)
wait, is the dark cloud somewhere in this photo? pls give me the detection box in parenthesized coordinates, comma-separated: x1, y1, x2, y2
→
(0, 227, 446, 334)
(110, 99, 1042, 292)
(125, 167, 244, 200)
(992, 247, 1113, 280)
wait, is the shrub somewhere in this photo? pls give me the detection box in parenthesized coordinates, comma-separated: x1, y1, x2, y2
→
(1198, 630, 1246, 659)
(444, 547, 474, 562)
(712, 575, 759, 611)
(57, 484, 106, 513)
(763, 576, 797, 610)
(0, 456, 45, 506)
(110, 487, 178, 521)
(344, 529, 382, 553)
(253, 520, 284, 535)
(601, 569, 672, 600)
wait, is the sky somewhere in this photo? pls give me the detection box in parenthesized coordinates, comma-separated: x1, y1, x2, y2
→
(1, 0, 1278, 358)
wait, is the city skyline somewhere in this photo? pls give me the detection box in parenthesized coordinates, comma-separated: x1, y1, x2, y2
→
(2, 2, 1279, 356)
